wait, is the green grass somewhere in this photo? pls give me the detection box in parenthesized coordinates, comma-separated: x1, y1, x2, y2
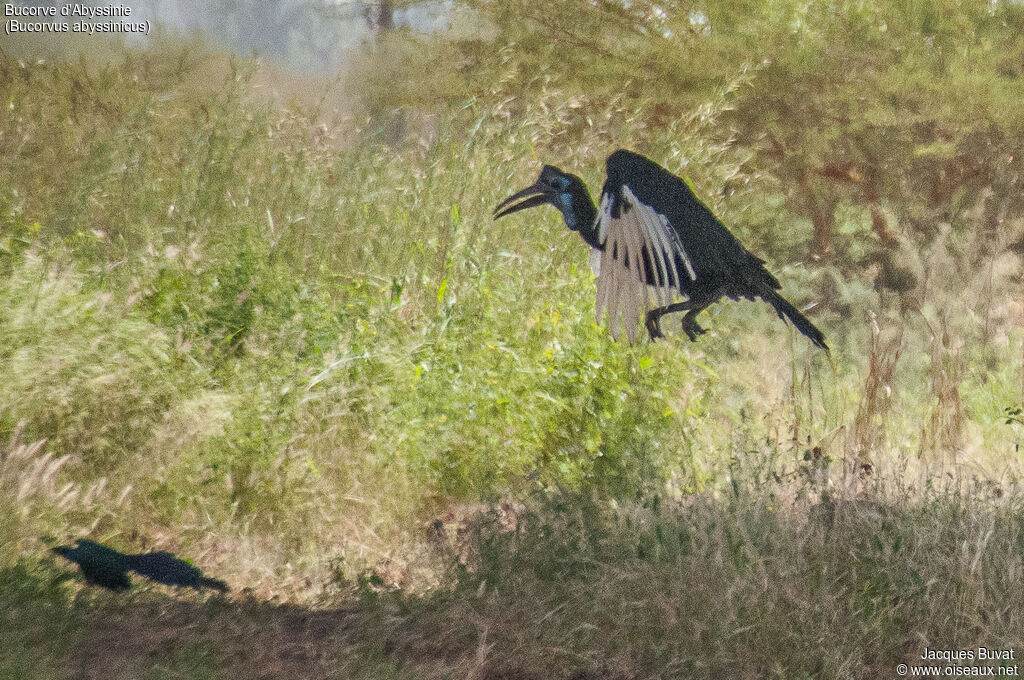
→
(0, 561, 83, 680)
(1, 35, 1023, 678)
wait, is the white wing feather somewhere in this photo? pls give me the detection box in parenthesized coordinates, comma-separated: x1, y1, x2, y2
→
(595, 186, 697, 341)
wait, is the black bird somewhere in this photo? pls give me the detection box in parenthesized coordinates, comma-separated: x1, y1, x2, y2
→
(495, 149, 827, 348)
(52, 539, 229, 592)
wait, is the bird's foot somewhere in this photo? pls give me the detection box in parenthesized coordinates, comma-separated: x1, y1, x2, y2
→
(682, 317, 706, 342)
(645, 313, 665, 341)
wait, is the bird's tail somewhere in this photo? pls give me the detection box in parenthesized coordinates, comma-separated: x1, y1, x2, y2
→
(761, 289, 828, 351)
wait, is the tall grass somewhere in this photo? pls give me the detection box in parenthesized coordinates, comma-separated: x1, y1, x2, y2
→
(355, 456, 1024, 679)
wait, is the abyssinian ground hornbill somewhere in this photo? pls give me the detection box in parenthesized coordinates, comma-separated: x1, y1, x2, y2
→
(495, 149, 827, 349)
(53, 539, 228, 592)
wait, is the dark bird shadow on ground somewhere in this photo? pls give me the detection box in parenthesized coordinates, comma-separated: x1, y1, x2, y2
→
(52, 539, 228, 592)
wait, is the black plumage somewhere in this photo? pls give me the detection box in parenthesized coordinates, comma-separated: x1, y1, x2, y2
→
(495, 149, 827, 348)
(52, 539, 228, 592)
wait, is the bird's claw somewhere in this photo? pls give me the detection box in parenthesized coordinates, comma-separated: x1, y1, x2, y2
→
(682, 318, 706, 342)
(645, 314, 665, 341)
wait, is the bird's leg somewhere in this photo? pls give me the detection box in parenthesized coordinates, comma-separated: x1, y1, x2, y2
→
(645, 300, 700, 341)
(645, 295, 721, 342)
(681, 309, 707, 341)
(645, 317, 663, 339)
(645, 309, 667, 340)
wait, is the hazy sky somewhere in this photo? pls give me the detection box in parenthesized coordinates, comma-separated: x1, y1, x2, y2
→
(12, 0, 450, 73)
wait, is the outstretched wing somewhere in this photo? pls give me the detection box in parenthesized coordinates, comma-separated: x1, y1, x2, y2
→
(593, 149, 826, 348)
(604, 150, 778, 286)
(594, 184, 697, 341)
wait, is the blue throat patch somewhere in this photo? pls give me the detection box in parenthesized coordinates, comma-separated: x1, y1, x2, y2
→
(558, 192, 576, 228)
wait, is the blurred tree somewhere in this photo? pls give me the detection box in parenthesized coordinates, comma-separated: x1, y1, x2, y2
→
(167, 0, 443, 72)
(722, 1, 1024, 271)
(364, 0, 396, 31)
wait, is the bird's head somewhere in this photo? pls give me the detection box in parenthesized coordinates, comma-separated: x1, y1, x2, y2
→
(494, 165, 591, 230)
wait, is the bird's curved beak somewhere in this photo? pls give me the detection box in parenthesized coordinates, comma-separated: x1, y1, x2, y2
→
(493, 183, 553, 220)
